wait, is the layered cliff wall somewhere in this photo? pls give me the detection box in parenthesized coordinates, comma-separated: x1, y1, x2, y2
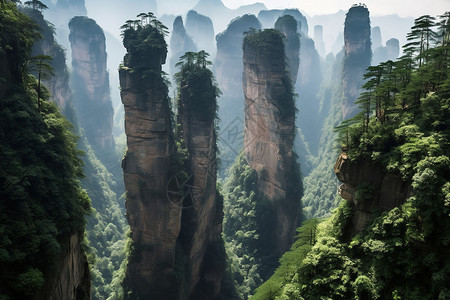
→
(243, 29, 301, 265)
(69, 16, 114, 150)
(342, 4, 372, 119)
(334, 153, 412, 237)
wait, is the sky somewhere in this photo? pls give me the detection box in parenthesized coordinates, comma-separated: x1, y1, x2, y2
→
(222, 0, 449, 18)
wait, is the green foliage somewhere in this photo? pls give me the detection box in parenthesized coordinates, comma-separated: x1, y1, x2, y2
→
(0, 71, 90, 298)
(261, 13, 450, 300)
(120, 12, 168, 70)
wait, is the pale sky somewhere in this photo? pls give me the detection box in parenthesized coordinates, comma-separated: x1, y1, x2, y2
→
(222, 0, 449, 18)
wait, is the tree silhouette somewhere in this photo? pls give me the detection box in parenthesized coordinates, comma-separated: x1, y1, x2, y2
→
(24, 0, 48, 12)
(28, 55, 54, 110)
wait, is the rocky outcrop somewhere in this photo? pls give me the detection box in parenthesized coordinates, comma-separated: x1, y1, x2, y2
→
(185, 10, 215, 58)
(243, 29, 301, 264)
(120, 24, 224, 299)
(275, 15, 300, 84)
(19, 8, 72, 113)
(215, 14, 261, 170)
(169, 16, 197, 75)
(35, 233, 90, 300)
(342, 4, 372, 119)
(69, 17, 114, 150)
(258, 9, 308, 36)
(371, 26, 382, 49)
(334, 153, 412, 237)
(314, 25, 326, 57)
(120, 25, 181, 299)
(176, 63, 224, 299)
(373, 37, 400, 65)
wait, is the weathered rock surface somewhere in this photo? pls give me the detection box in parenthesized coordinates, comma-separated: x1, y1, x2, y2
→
(243, 29, 301, 261)
(215, 14, 261, 171)
(176, 67, 224, 299)
(342, 4, 372, 119)
(35, 233, 90, 300)
(69, 17, 114, 150)
(120, 59, 182, 298)
(334, 153, 412, 237)
(121, 25, 224, 299)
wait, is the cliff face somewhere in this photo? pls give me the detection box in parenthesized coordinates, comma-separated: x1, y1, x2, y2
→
(334, 153, 412, 237)
(275, 15, 300, 84)
(35, 233, 90, 300)
(69, 17, 114, 150)
(215, 15, 261, 103)
(20, 8, 72, 113)
(169, 16, 197, 75)
(215, 15, 261, 171)
(185, 10, 215, 58)
(176, 64, 224, 299)
(120, 32, 181, 298)
(243, 29, 301, 261)
(342, 5, 372, 119)
(120, 24, 224, 299)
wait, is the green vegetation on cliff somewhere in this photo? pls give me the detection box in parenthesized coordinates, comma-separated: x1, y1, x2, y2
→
(0, 3, 90, 298)
(254, 13, 450, 299)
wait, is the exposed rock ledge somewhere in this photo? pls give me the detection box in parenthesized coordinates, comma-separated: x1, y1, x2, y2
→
(334, 153, 412, 237)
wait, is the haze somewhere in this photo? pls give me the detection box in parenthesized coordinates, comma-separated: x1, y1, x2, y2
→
(222, 0, 449, 18)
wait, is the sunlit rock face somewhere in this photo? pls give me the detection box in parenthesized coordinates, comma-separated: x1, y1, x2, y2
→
(243, 29, 301, 265)
(69, 17, 114, 150)
(169, 16, 196, 75)
(185, 10, 215, 58)
(119, 30, 182, 298)
(342, 5, 372, 119)
(334, 153, 412, 237)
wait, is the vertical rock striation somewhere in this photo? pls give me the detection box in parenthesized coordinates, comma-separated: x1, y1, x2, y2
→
(69, 17, 114, 150)
(215, 15, 261, 172)
(342, 4, 372, 119)
(119, 23, 182, 299)
(120, 22, 224, 299)
(176, 58, 224, 299)
(242, 29, 301, 268)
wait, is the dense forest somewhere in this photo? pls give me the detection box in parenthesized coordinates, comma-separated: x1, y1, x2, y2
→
(254, 12, 450, 299)
(0, 2, 90, 298)
(1, 0, 449, 299)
